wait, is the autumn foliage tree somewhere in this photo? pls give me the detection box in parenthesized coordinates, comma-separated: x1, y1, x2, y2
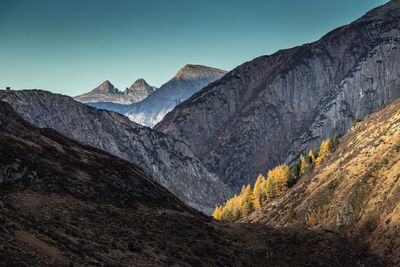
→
(253, 174, 267, 210)
(308, 150, 316, 165)
(300, 155, 311, 175)
(267, 164, 292, 197)
(241, 184, 254, 216)
(315, 139, 333, 167)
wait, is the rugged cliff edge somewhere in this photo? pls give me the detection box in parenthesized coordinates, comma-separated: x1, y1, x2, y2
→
(155, 0, 400, 193)
(0, 100, 383, 266)
(0, 90, 230, 214)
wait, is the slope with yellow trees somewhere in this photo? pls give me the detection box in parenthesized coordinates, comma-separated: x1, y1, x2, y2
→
(243, 95, 400, 265)
(213, 135, 338, 221)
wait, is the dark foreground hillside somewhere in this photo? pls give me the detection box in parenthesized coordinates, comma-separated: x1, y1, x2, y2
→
(0, 100, 383, 266)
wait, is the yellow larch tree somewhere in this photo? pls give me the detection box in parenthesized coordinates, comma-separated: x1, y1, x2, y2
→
(212, 205, 223, 220)
(240, 184, 254, 217)
(308, 150, 316, 165)
(315, 139, 333, 167)
(267, 164, 292, 197)
(265, 176, 275, 201)
(299, 155, 309, 175)
(253, 174, 267, 210)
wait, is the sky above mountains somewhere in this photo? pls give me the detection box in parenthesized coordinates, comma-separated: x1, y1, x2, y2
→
(0, 0, 389, 96)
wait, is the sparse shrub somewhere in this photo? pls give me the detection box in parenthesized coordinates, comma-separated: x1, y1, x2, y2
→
(308, 213, 317, 226)
(323, 205, 329, 214)
(328, 179, 339, 191)
(288, 206, 295, 220)
(315, 140, 333, 167)
(393, 144, 400, 152)
(331, 135, 339, 149)
(352, 118, 364, 127)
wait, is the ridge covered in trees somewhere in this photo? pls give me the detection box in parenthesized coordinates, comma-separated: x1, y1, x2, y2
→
(213, 135, 339, 221)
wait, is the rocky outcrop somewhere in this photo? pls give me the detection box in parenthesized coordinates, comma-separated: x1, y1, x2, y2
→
(74, 79, 156, 104)
(155, 0, 400, 193)
(104, 65, 227, 127)
(0, 90, 231, 214)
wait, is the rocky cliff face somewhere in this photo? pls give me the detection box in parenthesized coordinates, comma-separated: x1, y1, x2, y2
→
(74, 79, 156, 104)
(0, 90, 230, 214)
(0, 100, 382, 266)
(242, 94, 400, 266)
(156, 0, 400, 193)
(124, 64, 227, 127)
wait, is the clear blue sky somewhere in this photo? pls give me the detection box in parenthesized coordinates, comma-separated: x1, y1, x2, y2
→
(0, 0, 389, 96)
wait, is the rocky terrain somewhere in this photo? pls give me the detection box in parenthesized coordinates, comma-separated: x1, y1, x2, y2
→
(0, 100, 384, 266)
(0, 90, 230, 214)
(155, 0, 400, 193)
(74, 79, 157, 104)
(242, 93, 400, 266)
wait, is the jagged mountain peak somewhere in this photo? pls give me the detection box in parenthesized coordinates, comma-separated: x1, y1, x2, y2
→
(126, 78, 155, 93)
(75, 78, 156, 104)
(131, 78, 148, 87)
(92, 80, 118, 94)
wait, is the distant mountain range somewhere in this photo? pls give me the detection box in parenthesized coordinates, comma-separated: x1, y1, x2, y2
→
(75, 64, 227, 127)
(0, 90, 231, 214)
(74, 78, 157, 104)
(155, 0, 400, 193)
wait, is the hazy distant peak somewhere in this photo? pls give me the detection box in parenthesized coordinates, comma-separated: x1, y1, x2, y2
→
(125, 78, 156, 95)
(129, 78, 150, 90)
(92, 80, 119, 94)
(175, 64, 227, 79)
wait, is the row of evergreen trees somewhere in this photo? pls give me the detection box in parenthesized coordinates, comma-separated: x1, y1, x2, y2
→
(212, 135, 339, 221)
